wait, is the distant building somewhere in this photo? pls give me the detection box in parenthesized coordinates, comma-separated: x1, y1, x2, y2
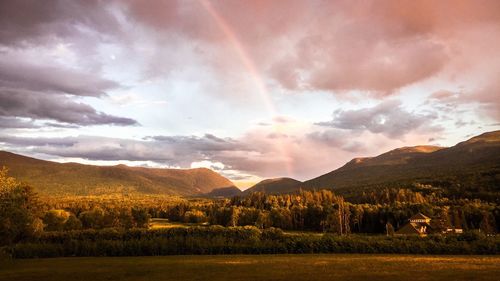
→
(395, 213, 432, 236)
(444, 228, 463, 234)
(396, 213, 464, 236)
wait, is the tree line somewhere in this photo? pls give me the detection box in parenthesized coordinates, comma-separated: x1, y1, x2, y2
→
(9, 226, 500, 258)
(32, 187, 499, 235)
(1, 167, 499, 257)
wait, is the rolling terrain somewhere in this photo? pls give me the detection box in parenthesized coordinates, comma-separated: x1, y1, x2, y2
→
(1, 130, 499, 198)
(0, 151, 235, 196)
(302, 130, 500, 197)
(244, 177, 302, 194)
(241, 131, 500, 197)
(203, 186, 242, 197)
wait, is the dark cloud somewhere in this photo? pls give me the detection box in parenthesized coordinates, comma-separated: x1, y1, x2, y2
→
(221, 173, 255, 181)
(0, 48, 136, 128)
(0, 132, 299, 178)
(316, 100, 441, 138)
(0, 117, 38, 129)
(0, 134, 249, 166)
(0, 117, 81, 129)
(0, 0, 121, 46)
(0, 58, 120, 97)
(0, 89, 138, 126)
(0, 1, 137, 129)
(144, 134, 243, 152)
(0, 135, 76, 147)
(307, 130, 366, 153)
(43, 122, 80, 129)
(0, 122, 439, 180)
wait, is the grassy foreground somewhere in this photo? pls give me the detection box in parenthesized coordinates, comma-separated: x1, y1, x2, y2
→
(1, 254, 500, 281)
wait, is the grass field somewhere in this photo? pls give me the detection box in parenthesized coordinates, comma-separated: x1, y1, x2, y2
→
(149, 218, 209, 229)
(1, 254, 500, 281)
(149, 218, 324, 236)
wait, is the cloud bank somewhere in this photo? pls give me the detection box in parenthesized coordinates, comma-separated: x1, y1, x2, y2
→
(0, 0, 499, 181)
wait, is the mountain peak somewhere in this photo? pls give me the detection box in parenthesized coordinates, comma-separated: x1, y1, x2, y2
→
(341, 145, 443, 170)
(244, 177, 302, 194)
(459, 130, 500, 145)
(389, 145, 444, 154)
(303, 130, 500, 192)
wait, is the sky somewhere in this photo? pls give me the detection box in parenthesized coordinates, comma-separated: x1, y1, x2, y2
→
(0, 0, 499, 189)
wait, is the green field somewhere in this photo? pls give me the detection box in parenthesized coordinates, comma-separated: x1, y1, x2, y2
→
(1, 254, 499, 281)
(149, 218, 209, 229)
(149, 219, 324, 236)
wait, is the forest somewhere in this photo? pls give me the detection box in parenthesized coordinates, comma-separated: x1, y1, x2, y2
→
(1, 167, 499, 258)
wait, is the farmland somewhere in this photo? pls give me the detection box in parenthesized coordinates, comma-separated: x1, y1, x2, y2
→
(1, 254, 500, 281)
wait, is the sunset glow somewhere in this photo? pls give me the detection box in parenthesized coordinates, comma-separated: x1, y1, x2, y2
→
(0, 0, 499, 188)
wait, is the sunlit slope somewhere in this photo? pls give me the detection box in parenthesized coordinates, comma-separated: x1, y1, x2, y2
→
(0, 151, 234, 196)
(303, 130, 500, 191)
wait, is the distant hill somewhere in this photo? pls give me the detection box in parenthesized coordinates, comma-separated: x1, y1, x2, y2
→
(302, 131, 500, 197)
(2, 130, 499, 199)
(244, 177, 302, 194)
(0, 151, 235, 196)
(202, 186, 242, 198)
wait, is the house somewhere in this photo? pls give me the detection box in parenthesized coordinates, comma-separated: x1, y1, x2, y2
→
(395, 213, 432, 236)
(444, 227, 463, 234)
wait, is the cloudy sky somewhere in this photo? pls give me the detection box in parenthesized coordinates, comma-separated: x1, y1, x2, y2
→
(0, 0, 499, 188)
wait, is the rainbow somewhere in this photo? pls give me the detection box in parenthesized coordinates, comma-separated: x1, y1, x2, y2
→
(198, 0, 293, 176)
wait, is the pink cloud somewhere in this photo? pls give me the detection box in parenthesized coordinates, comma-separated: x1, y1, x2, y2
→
(1, 0, 499, 180)
(119, 0, 500, 112)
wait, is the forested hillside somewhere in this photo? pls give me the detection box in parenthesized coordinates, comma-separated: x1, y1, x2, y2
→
(244, 178, 302, 194)
(0, 151, 235, 196)
(301, 131, 500, 201)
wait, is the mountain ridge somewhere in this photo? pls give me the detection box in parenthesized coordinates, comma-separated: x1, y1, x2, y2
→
(0, 150, 235, 196)
(1, 130, 499, 198)
(302, 130, 500, 193)
(244, 177, 302, 194)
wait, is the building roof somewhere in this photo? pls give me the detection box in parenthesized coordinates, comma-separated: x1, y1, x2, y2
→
(409, 213, 431, 221)
(395, 222, 422, 235)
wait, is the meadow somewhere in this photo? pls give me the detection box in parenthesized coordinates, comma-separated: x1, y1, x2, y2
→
(149, 218, 210, 229)
(1, 254, 500, 281)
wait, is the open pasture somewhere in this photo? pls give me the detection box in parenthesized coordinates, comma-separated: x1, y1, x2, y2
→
(1, 254, 500, 281)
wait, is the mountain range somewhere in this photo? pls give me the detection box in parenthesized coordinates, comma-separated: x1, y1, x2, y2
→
(245, 130, 500, 196)
(1, 130, 499, 197)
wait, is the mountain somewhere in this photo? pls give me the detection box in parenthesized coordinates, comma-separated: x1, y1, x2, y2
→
(340, 145, 444, 169)
(303, 130, 500, 195)
(203, 186, 242, 198)
(0, 151, 235, 196)
(2, 131, 498, 198)
(244, 177, 302, 194)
